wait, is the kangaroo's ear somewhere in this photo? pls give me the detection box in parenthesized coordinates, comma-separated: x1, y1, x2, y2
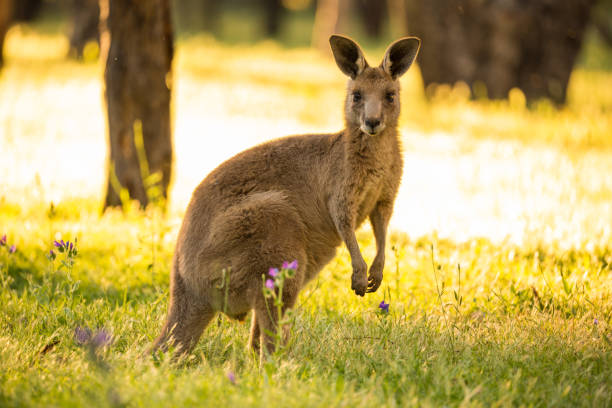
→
(329, 35, 367, 79)
(381, 37, 421, 80)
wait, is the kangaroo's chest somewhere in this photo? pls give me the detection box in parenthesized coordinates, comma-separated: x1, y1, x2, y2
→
(352, 159, 393, 226)
(355, 188, 381, 226)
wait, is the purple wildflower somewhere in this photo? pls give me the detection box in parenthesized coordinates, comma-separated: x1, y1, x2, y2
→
(91, 330, 113, 348)
(265, 279, 275, 289)
(0, 234, 6, 246)
(74, 326, 92, 345)
(49, 249, 56, 260)
(53, 239, 77, 256)
(8, 245, 16, 254)
(594, 318, 599, 326)
(282, 260, 298, 270)
(227, 371, 236, 385)
(379, 300, 390, 313)
(268, 267, 279, 277)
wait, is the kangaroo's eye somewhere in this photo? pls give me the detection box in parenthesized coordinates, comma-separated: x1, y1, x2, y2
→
(352, 91, 362, 103)
(385, 92, 395, 103)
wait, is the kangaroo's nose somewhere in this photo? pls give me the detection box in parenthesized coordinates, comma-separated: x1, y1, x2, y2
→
(365, 119, 380, 129)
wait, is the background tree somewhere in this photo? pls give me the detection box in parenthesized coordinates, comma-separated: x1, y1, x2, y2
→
(0, 0, 44, 68)
(68, 0, 100, 59)
(174, 0, 286, 38)
(0, 0, 13, 68)
(405, 0, 597, 105)
(100, 0, 174, 210)
(12, 0, 43, 21)
(173, 0, 219, 33)
(263, 0, 285, 37)
(357, 0, 386, 38)
(591, 0, 612, 46)
(312, 0, 349, 51)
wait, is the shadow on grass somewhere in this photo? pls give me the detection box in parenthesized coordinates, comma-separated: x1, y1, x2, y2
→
(4, 247, 166, 307)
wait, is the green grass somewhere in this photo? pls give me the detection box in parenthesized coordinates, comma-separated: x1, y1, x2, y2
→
(1, 204, 611, 407)
(1, 20, 612, 407)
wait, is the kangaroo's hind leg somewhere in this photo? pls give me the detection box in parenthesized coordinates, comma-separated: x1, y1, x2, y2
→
(217, 191, 308, 357)
(250, 235, 307, 357)
(150, 270, 215, 357)
(253, 272, 302, 358)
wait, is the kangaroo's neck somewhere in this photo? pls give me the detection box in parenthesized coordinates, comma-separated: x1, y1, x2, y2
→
(341, 125, 399, 161)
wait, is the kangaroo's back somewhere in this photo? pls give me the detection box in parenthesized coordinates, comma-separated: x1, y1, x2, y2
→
(178, 132, 345, 261)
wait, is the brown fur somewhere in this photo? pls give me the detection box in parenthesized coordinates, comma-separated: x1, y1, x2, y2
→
(150, 35, 421, 359)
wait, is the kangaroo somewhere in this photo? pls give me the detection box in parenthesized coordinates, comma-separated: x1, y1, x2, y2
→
(150, 35, 421, 358)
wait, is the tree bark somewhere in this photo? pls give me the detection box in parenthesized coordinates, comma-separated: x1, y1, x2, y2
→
(406, 0, 596, 105)
(201, 0, 221, 32)
(592, 0, 612, 46)
(263, 0, 284, 37)
(100, 0, 174, 210)
(0, 0, 13, 68)
(357, 0, 386, 38)
(387, 0, 407, 38)
(69, 0, 100, 59)
(312, 0, 349, 51)
(12, 0, 42, 22)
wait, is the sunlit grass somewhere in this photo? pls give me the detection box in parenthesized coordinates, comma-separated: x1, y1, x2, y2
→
(1, 24, 611, 406)
(1, 205, 610, 406)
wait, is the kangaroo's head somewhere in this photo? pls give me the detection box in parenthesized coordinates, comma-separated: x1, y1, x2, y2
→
(330, 35, 420, 136)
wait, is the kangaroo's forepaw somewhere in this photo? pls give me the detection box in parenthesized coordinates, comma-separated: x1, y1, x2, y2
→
(366, 256, 384, 293)
(351, 261, 368, 296)
(366, 269, 383, 293)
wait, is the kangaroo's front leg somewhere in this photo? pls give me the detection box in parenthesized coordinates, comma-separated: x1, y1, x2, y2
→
(331, 200, 368, 296)
(367, 199, 393, 293)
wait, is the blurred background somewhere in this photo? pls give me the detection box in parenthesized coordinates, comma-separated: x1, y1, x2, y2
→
(1, 0, 611, 249)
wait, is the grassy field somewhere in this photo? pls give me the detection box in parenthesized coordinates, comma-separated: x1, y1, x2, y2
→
(1, 21, 612, 407)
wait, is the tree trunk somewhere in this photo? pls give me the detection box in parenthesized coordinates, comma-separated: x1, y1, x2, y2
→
(312, 0, 349, 51)
(357, 0, 386, 38)
(263, 0, 284, 37)
(69, 0, 100, 59)
(12, 0, 42, 22)
(387, 0, 407, 38)
(0, 0, 13, 68)
(406, 0, 596, 105)
(201, 0, 221, 32)
(592, 0, 612, 46)
(100, 0, 174, 210)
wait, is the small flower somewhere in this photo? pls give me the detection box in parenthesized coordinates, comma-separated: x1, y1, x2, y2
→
(91, 330, 113, 349)
(268, 267, 279, 277)
(594, 318, 599, 326)
(8, 245, 16, 254)
(282, 260, 298, 270)
(0, 234, 6, 246)
(227, 371, 236, 385)
(74, 326, 92, 345)
(53, 239, 77, 256)
(49, 249, 56, 260)
(265, 279, 275, 289)
(378, 300, 390, 313)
